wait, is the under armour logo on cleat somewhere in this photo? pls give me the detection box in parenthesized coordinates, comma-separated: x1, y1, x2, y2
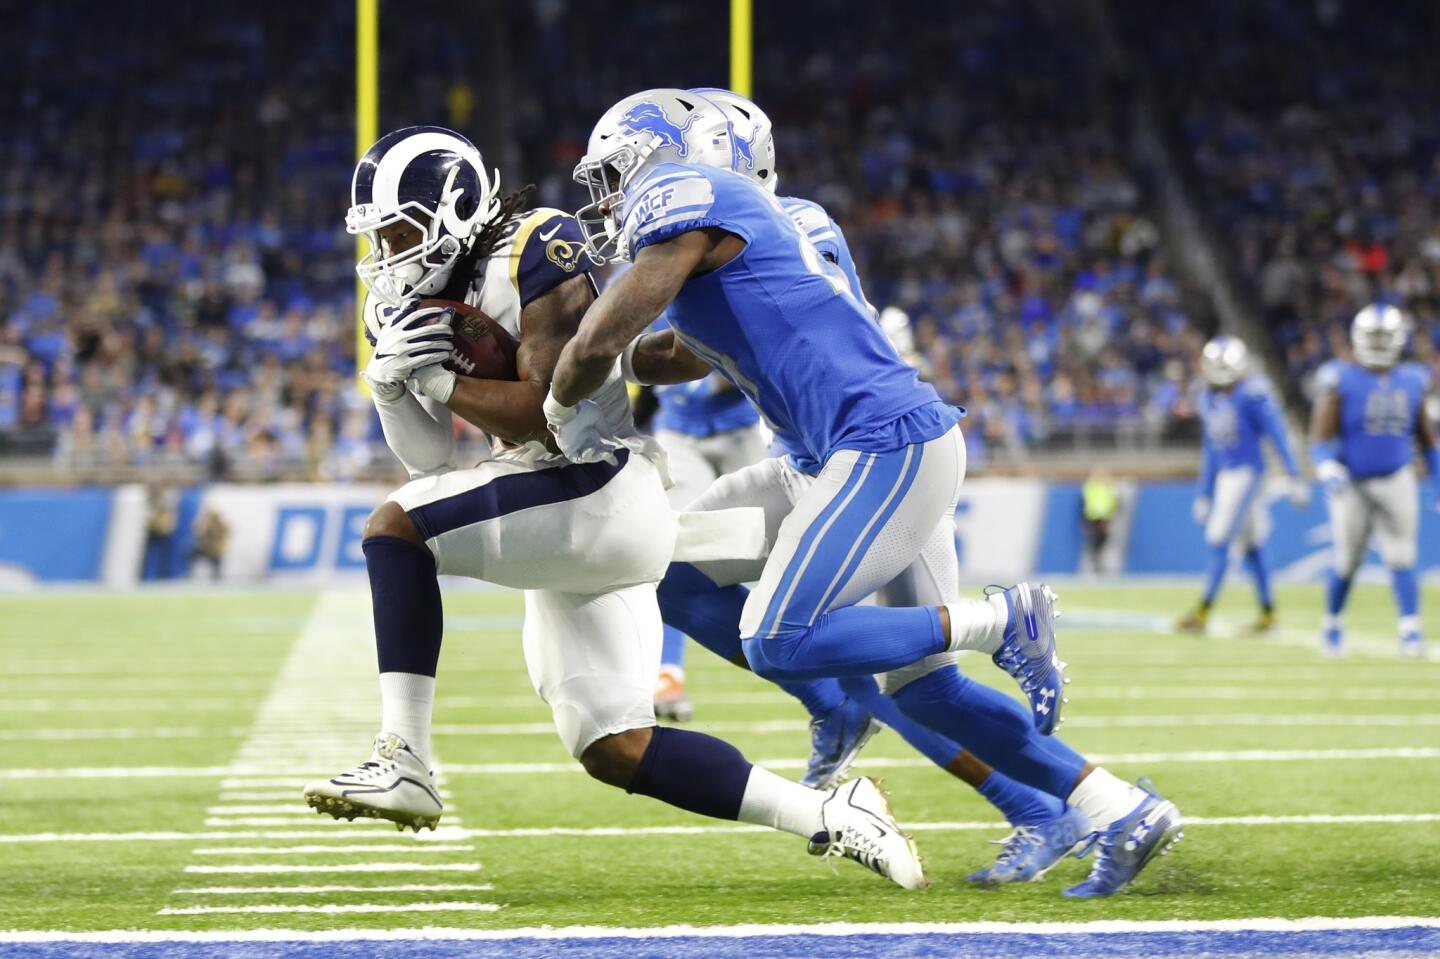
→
(1125, 818, 1153, 852)
(1036, 690, 1056, 715)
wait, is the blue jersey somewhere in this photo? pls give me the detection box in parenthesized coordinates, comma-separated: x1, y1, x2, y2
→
(1317, 360, 1430, 479)
(1197, 375, 1298, 496)
(780, 196, 866, 305)
(622, 163, 957, 469)
(648, 316, 760, 437)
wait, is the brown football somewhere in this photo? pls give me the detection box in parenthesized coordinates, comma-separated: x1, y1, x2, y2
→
(418, 298, 520, 381)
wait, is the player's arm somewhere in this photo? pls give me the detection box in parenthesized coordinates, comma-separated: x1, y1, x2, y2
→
(1308, 367, 1347, 489)
(550, 228, 737, 406)
(438, 274, 596, 445)
(1255, 389, 1300, 476)
(1418, 389, 1440, 508)
(623, 327, 712, 385)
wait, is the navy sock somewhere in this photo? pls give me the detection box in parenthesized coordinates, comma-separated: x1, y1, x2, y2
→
(743, 605, 945, 681)
(626, 726, 752, 821)
(1393, 567, 1420, 618)
(660, 624, 688, 669)
(978, 771, 1067, 827)
(657, 562, 748, 663)
(1242, 548, 1273, 610)
(891, 667, 1086, 798)
(1326, 569, 1353, 616)
(364, 535, 443, 676)
(1202, 544, 1229, 606)
(839, 674, 962, 768)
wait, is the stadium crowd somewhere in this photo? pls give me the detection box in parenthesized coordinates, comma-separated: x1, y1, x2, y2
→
(1136, 0, 1440, 400)
(5, 0, 1328, 479)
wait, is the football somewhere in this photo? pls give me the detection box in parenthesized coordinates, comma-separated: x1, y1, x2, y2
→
(418, 297, 520, 381)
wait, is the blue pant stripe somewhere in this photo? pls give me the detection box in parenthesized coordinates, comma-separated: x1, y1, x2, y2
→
(806, 444, 923, 624)
(754, 453, 876, 640)
(1222, 470, 1264, 545)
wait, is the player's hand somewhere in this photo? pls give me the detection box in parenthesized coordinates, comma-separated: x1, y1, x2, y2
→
(363, 302, 454, 398)
(1316, 460, 1350, 496)
(1192, 496, 1210, 525)
(1285, 475, 1312, 509)
(544, 391, 621, 465)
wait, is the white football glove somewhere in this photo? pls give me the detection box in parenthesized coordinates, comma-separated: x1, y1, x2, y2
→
(1316, 460, 1350, 496)
(1192, 496, 1211, 525)
(363, 302, 454, 400)
(1285, 475, 1312, 509)
(543, 390, 622, 465)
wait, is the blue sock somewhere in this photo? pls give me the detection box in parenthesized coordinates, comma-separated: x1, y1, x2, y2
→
(1326, 569, 1353, 616)
(978, 771, 1067, 827)
(364, 536, 442, 676)
(779, 678, 846, 718)
(1201, 544, 1229, 606)
(657, 562, 747, 663)
(1393, 567, 1419, 618)
(743, 606, 945, 682)
(626, 726, 752, 821)
(838, 674, 961, 768)
(659, 562, 846, 718)
(1242, 548, 1273, 610)
(660, 624, 688, 669)
(891, 667, 1086, 798)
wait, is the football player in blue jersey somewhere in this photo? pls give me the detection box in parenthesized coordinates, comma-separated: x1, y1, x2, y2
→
(1177, 336, 1309, 635)
(545, 89, 1182, 896)
(1310, 305, 1439, 657)
(306, 126, 930, 891)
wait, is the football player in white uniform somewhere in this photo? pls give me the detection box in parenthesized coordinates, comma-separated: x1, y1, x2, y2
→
(302, 126, 926, 890)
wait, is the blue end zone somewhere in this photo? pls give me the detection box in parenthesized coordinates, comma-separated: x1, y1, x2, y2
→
(6, 928, 1440, 959)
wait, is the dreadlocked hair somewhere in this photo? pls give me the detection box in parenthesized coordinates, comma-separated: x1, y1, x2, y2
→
(469, 184, 536, 261)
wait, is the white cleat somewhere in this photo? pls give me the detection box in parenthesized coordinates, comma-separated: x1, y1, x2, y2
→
(807, 777, 928, 890)
(303, 733, 443, 832)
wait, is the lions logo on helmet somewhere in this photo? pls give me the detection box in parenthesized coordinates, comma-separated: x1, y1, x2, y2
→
(1201, 335, 1249, 387)
(1351, 304, 1407, 369)
(690, 87, 778, 193)
(347, 125, 501, 306)
(573, 89, 735, 263)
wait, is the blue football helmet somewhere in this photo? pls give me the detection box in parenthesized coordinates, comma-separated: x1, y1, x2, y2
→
(347, 125, 500, 306)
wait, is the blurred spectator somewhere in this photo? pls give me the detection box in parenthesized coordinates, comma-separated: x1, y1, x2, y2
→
(189, 509, 230, 580)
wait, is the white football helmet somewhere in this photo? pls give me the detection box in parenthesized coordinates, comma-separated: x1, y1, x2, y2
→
(1351, 304, 1407, 369)
(1200, 335, 1249, 387)
(346, 126, 501, 306)
(690, 87, 777, 193)
(573, 89, 735, 263)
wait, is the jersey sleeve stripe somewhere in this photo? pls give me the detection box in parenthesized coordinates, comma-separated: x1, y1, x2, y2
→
(507, 210, 561, 292)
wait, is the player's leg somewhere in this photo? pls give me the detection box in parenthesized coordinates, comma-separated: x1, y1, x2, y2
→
(1371, 467, 1423, 655)
(1239, 482, 1276, 633)
(1180, 467, 1261, 633)
(652, 428, 721, 722)
(738, 428, 1066, 732)
(1323, 478, 1371, 654)
(657, 457, 866, 784)
(524, 583, 925, 889)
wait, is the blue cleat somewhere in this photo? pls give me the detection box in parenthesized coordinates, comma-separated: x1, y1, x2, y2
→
(990, 583, 1068, 734)
(799, 697, 882, 790)
(1321, 625, 1345, 658)
(1063, 780, 1183, 898)
(966, 805, 1089, 886)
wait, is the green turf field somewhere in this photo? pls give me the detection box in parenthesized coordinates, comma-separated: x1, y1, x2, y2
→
(1, 581, 1437, 934)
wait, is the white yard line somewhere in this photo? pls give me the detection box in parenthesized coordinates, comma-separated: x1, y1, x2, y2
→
(4, 916, 1440, 943)
(171, 883, 494, 895)
(191, 844, 474, 856)
(8, 812, 1438, 845)
(156, 902, 501, 915)
(202, 816, 466, 827)
(183, 863, 483, 874)
(7, 744, 1439, 781)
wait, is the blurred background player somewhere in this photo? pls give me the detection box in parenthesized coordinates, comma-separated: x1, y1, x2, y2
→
(647, 336, 769, 722)
(1310, 305, 1440, 657)
(1081, 467, 1120, 576)
(1178, 336, 1307, 634)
